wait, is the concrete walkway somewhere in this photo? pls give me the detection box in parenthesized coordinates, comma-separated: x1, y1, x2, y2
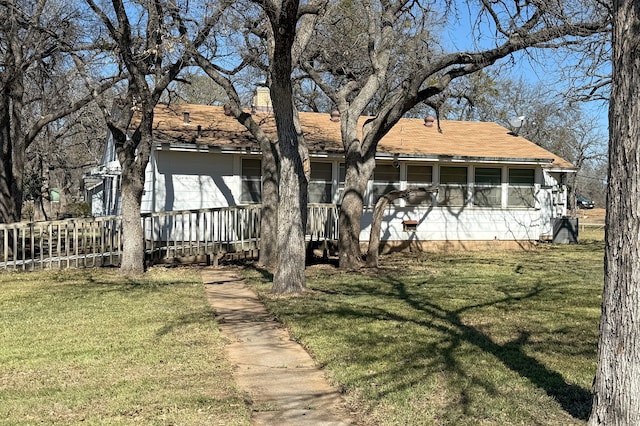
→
(202, 267, 354, 425)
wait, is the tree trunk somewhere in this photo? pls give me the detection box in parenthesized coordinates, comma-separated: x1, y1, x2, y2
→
(213, 104, 281, 270)
(269, 0, 307, 294)
(0, 76, 25, 224)
(272, 142, 307, 293)
(271, 101, 307, 293)
(118, 165, 146, 275)
(259, 141, 279, 269)
(589, 2, 640, 425)
(116, 114, 153, 276)
(338, 153, 375, 269)
(0, 111, 20, 223)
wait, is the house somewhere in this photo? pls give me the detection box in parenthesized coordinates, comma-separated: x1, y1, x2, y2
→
(86, 102, 575, 248)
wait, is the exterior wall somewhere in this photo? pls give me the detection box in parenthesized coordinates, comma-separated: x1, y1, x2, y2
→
(141, 149, 248, 213)
(86, 142, 567, 244)
(370, 240, 539, 254)
(138, 147, 570, 243)
(359, 206, 548, 242)
(86, 175, 120, 217)
(357, 162, 567, 242)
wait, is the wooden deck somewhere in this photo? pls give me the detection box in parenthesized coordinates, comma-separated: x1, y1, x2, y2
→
(0, 204, 338, 271)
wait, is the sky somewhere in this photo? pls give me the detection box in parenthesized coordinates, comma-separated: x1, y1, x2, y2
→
(440, 2, 610, 134)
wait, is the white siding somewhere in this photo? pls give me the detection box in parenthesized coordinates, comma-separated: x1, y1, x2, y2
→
(141, 149, 571, 242)
(359, 207, 546, 242)
(142, 150, 243, 213)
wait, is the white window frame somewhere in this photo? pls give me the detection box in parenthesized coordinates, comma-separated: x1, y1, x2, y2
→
(371, 163, 401, 206)
(507, 168, 537, 208)
(406, 163, 434, 206)
(438, 165, 469, 207)
(240, 158, 261, 203)
(309, 161, 333, 204)
(473, 167, 503, 208)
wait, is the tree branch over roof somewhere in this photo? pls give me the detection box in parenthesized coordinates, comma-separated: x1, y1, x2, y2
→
(364, 10, 610, 148)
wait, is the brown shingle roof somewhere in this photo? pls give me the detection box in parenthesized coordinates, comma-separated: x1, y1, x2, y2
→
(150, 104, 574, 169)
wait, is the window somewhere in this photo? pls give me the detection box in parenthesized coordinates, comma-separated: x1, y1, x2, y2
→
(241, 158, 261, 203)
(372, 164, 400, 204)
(508, 168, 536, 207)
(438, 166, 468, 206)
(309, 162, 333, 203)
(473, 167, 502, 207)
(406, 164, 433, 205)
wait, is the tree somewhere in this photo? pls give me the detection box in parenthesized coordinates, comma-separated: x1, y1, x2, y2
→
(83, 0, 226, 275)
(301, 0, 610, 269)
(191, 4, 282, 268)
(261, 0, 314, 293)
(243, 0, 324, 292)
(163, 71, 228, 105)
(195, 0, 326, 291)
(192, 57, 281, 269)
(589, 1, 640, 424)
(0, 0, 113, 224)
(20, 100, 108, 221)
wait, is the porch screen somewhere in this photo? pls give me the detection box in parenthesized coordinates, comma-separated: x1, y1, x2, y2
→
(309, 162, 333, 203)
(438, 166, 468, 207)
(372, 164, 400, 204)
(508, 168, 536, 207)
(241, 158, 261, 203)
(406, 164, 433, 205)
(473, 167, 502, 207)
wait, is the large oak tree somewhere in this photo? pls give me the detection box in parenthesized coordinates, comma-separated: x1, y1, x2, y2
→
(301, 0, 610, 269)
(589, 1, 640, 424)
(195, 0, 325, 291)
(83, 0, 227, 274)
(249, 0, 325, 292)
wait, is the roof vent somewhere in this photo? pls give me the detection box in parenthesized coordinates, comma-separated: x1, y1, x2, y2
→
(183, 111, 190, 124)
(424, 116, 435, 127)
(223, 104, 233, 116)
(330, 110, 340, 122)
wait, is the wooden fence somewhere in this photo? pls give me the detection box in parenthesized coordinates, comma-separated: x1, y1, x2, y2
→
(0, 204, 339, 271)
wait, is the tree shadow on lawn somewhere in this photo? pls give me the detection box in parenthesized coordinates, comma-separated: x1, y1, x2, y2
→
(317, 274, 592, 421)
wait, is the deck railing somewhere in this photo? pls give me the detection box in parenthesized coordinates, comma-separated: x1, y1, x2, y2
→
(0, 204, 339, 271)
(142, 205, 263, 263)
(0, 216, 122, 271)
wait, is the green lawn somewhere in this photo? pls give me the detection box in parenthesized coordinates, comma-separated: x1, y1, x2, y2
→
(0, 230, 605, 425)
(246, 235, 605, 425)
(0, 268, 250, 425)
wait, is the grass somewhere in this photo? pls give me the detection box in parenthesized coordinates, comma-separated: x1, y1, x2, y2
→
(245, 231, 605, 425)
(0, 267, 250, 425)
(0, 228, 605, 425)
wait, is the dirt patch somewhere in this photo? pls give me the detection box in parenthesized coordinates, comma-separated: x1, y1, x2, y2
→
(576, 208, 605, 225)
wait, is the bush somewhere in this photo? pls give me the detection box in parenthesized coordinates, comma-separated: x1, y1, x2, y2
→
(64, 201, 92, 218)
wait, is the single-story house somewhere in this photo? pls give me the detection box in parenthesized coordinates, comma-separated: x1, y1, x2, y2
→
(86, 101, 575, 248)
